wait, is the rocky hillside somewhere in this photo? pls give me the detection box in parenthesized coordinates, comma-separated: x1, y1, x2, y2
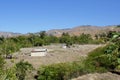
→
(47, 25, 120, 37)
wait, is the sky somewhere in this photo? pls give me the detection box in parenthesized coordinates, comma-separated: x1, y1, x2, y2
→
(0, 0, 120, 33)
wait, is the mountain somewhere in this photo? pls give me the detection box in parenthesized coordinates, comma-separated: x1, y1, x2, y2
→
(47, 25, 120, 37)
(0, 25, 120, 37)
(0, 31, 21, 37)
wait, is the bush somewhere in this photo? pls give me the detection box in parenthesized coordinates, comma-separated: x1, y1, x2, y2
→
(37, 46, 115, 80)
(0, 55, 5, 68)
(78, 33, 93, 44)
(84, 46, 109, 73)
(84, 44, 120, 72)
(16, 60, 33, 80)
(37, 60, 87, 80)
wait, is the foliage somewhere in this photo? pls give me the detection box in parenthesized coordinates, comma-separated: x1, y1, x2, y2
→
(37, 54, 109, 80)
(84, 46, 108, 72)
(85, 31, 120, 71)
(0, 60, 33, 80)
(0, 31, 106, 80)
(96, 31, 120, 43)
(0, 31, 102, 56)
(0, 67, 18, 80)
(15, 60, 33, 80)
(0, 55, 5, 76)
(37, 60, 87, 80)
(60, 33, 73, 47)
(78, 33, 93, 44)
(0, 55, 18, 80)
(60, 33, 96, 46)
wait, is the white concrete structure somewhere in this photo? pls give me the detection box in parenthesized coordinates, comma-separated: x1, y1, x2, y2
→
(31, 49, 47, 56)
(62, 45, 67, 49)
(62, 44, 67, 49)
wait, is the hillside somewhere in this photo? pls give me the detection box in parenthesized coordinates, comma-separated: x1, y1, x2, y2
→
(0, 25, 120, 38)
(47, 25, 120, 37)
(0, 31, 21, 37)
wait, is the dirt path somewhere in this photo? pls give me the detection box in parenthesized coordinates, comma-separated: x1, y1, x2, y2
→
(5, 44, 103, 69)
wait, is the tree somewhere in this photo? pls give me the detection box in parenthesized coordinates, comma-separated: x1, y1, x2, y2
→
(0, 36, 5, 44)
(28, 33, 36, 47)
(60, 33, 73, 47)
(78, 33, 92, 44)
(39, 31, 47, 39)
(48, 35, 59, 43)
(0, 39, 19, 58)
(71, 36, 79, 44)
(86, 31, 120, 71)
(34, 37, 44, 46)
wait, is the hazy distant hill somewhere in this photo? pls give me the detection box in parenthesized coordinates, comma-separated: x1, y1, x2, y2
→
(0, 31, 21, 37)
(0, 25, 120, 37)
(47, 25, 120, 37)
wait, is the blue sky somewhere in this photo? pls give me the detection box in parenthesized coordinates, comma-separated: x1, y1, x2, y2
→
(0, 0, 120, 33)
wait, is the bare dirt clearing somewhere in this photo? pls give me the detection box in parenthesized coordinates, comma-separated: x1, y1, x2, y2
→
(72, 72, 120, 80)
(6, 44, 103, 69)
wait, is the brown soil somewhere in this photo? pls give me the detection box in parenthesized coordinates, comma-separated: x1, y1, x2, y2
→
(72, 72, 120, 80)
(5, 44, 103, 69)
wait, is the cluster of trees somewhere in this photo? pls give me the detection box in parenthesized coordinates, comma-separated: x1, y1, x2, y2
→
(95, 31, 120, 43)
(0, 31, 101, 58)
(59, 33, 94, 46)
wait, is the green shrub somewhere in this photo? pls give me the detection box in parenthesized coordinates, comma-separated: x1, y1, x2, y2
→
(85, 44, 120, 72)
(84, 46, 109, 73)
(37, 60, 87, 80)
(16, 60, 33, 80)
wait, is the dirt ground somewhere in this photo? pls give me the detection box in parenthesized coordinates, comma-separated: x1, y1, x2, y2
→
(72, 72, 120, 80)
(5, 44, 103, 69)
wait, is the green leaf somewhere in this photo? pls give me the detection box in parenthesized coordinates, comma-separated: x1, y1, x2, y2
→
(117, 58, 120, 64)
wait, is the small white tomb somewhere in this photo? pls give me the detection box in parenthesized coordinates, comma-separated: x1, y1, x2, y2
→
(31, 49, 47, 56)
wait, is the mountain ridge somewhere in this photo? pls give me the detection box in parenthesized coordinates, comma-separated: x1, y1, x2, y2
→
(46, 25, 120, 37)
(0, 31, 22, 37)
(0, 25, 120, 37)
